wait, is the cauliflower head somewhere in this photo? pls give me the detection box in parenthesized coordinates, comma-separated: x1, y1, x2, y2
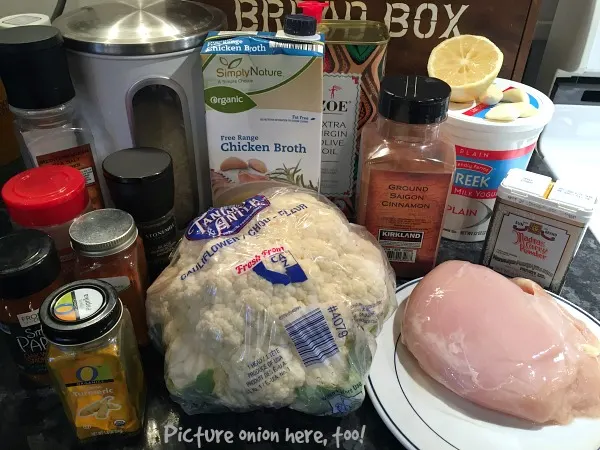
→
(147, 187, 396, 416)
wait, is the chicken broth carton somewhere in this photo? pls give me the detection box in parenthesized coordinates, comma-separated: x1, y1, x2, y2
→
(201, 28, 324, 206)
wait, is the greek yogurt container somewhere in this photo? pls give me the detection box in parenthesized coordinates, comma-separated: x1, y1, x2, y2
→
(441, 78, 555, 242)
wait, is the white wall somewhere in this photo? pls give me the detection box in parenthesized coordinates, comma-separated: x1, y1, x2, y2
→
(0, 0, 95, 17)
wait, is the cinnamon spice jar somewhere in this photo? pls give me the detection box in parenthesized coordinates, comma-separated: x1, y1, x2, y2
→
(69, 209, 149, 346)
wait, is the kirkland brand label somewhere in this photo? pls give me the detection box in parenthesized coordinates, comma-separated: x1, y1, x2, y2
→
(320, 74, 361, 198)
(443, 143, 536, 242)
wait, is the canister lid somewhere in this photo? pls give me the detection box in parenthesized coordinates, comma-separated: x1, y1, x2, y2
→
(0, 229, 61, 299)
(40, 279, 122, 345)
(103, 148, 174, 223)
(53, 0, 227, 56)
(69, 209, 138, 257)
(0, 26, 75, 109)
(378, 76, 451, 125)
(2, 165, 89, 227)
(0, 13, 51, 29)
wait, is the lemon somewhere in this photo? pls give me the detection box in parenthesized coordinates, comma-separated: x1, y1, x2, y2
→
(427, 35, 504, 103)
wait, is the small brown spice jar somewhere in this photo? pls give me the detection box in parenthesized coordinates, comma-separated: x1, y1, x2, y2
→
(69, 209, 149, 346)
(0, 229, 64, 386)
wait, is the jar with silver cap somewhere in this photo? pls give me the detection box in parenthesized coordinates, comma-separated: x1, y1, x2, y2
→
(69, 209, 149, 346)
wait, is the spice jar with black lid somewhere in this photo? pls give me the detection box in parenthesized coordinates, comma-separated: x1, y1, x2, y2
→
(0, 228, 64, 386)
(103, 147, 178, 282)
(40, 279, 146, 442)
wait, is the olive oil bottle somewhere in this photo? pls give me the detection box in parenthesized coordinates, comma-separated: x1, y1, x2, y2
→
(299, 1, 389, 221)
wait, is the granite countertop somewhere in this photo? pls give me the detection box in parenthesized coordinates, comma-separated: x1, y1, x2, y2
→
(1, 152, 599, 450)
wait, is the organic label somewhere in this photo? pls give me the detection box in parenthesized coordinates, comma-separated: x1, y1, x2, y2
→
(205, 86, 257, 113)
(36, 144, 105, 210)
(53, 288, 104, 322)
(17, 309, 40, 328)
(57, 354, 140, 440)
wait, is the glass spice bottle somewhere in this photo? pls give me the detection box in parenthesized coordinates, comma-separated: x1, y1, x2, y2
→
(357, 75, 455, 279)
(69, 209, 149, 346)
(103, 147, 178, 283)
(40, 279, 146, 442)
(2, 165, 92, 281)
(0, 229, 64, 386)
(0, 26, 107, 210)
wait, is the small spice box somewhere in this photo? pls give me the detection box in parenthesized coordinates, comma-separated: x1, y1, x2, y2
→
(481, 168, 597, 293)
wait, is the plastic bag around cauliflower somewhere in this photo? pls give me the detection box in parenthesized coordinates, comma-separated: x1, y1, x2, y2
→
(147, 187, 396, 416)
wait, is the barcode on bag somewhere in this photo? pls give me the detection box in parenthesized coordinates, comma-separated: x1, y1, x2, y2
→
(284, 309, 339, 367)
(385, 248, 417, 263)
(269, 41, 324, 54)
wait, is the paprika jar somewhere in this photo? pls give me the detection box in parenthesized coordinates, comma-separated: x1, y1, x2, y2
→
(0, 229, 64, 386)
(40, 279, 146, 442)
(2, 165, 92, 281)
(69, 209, 149, 346)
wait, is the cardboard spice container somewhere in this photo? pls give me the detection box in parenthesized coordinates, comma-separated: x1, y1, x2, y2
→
(481, 169, 597, 293)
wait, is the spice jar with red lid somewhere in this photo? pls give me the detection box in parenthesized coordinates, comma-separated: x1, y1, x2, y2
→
(1, 165, 92, 281)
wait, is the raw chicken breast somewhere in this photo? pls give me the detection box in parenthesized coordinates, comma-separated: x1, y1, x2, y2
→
(402, 260, 600, 424)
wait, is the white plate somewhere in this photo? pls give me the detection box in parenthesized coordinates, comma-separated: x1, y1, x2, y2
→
(367, 279, 600, 450)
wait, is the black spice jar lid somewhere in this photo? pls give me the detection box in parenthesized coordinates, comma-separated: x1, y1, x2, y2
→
(103, 147, 175, 223)
(284, 14, 317, 37)
(40, 279, 122, 346)
(378, 75, 451, 125)
(0, 229, 61, 299)
(0, 26, 75, 110)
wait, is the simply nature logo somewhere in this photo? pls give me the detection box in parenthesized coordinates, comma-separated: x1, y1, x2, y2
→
(216, 56, 284, 79)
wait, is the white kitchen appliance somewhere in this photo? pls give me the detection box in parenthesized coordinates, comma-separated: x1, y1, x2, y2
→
(535, 0, 600, 239)
(53, 0, 227, 228)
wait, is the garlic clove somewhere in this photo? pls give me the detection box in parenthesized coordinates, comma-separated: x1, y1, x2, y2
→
(478, 84, 503, 106)
(502, 88, 529, 103)
(513, 102, 539, 118)
(485, 103, 521, 122)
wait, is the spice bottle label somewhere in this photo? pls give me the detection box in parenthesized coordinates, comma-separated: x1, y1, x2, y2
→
(97, 276, 132, 294)
(0, 309, 47, 375)
(57, 354, 141, 440)
(138, 213, 178, 269)
(320, 74, 361, 199)
(53, 288, 104, 322)
(487, 211, 573, 289)
(364, 170, 452, 273)
(36, 144, 105, 210)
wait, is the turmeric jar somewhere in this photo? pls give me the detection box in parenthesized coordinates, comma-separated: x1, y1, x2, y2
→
(69, 209, 149, 346)
(40, 279, 146, 442)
